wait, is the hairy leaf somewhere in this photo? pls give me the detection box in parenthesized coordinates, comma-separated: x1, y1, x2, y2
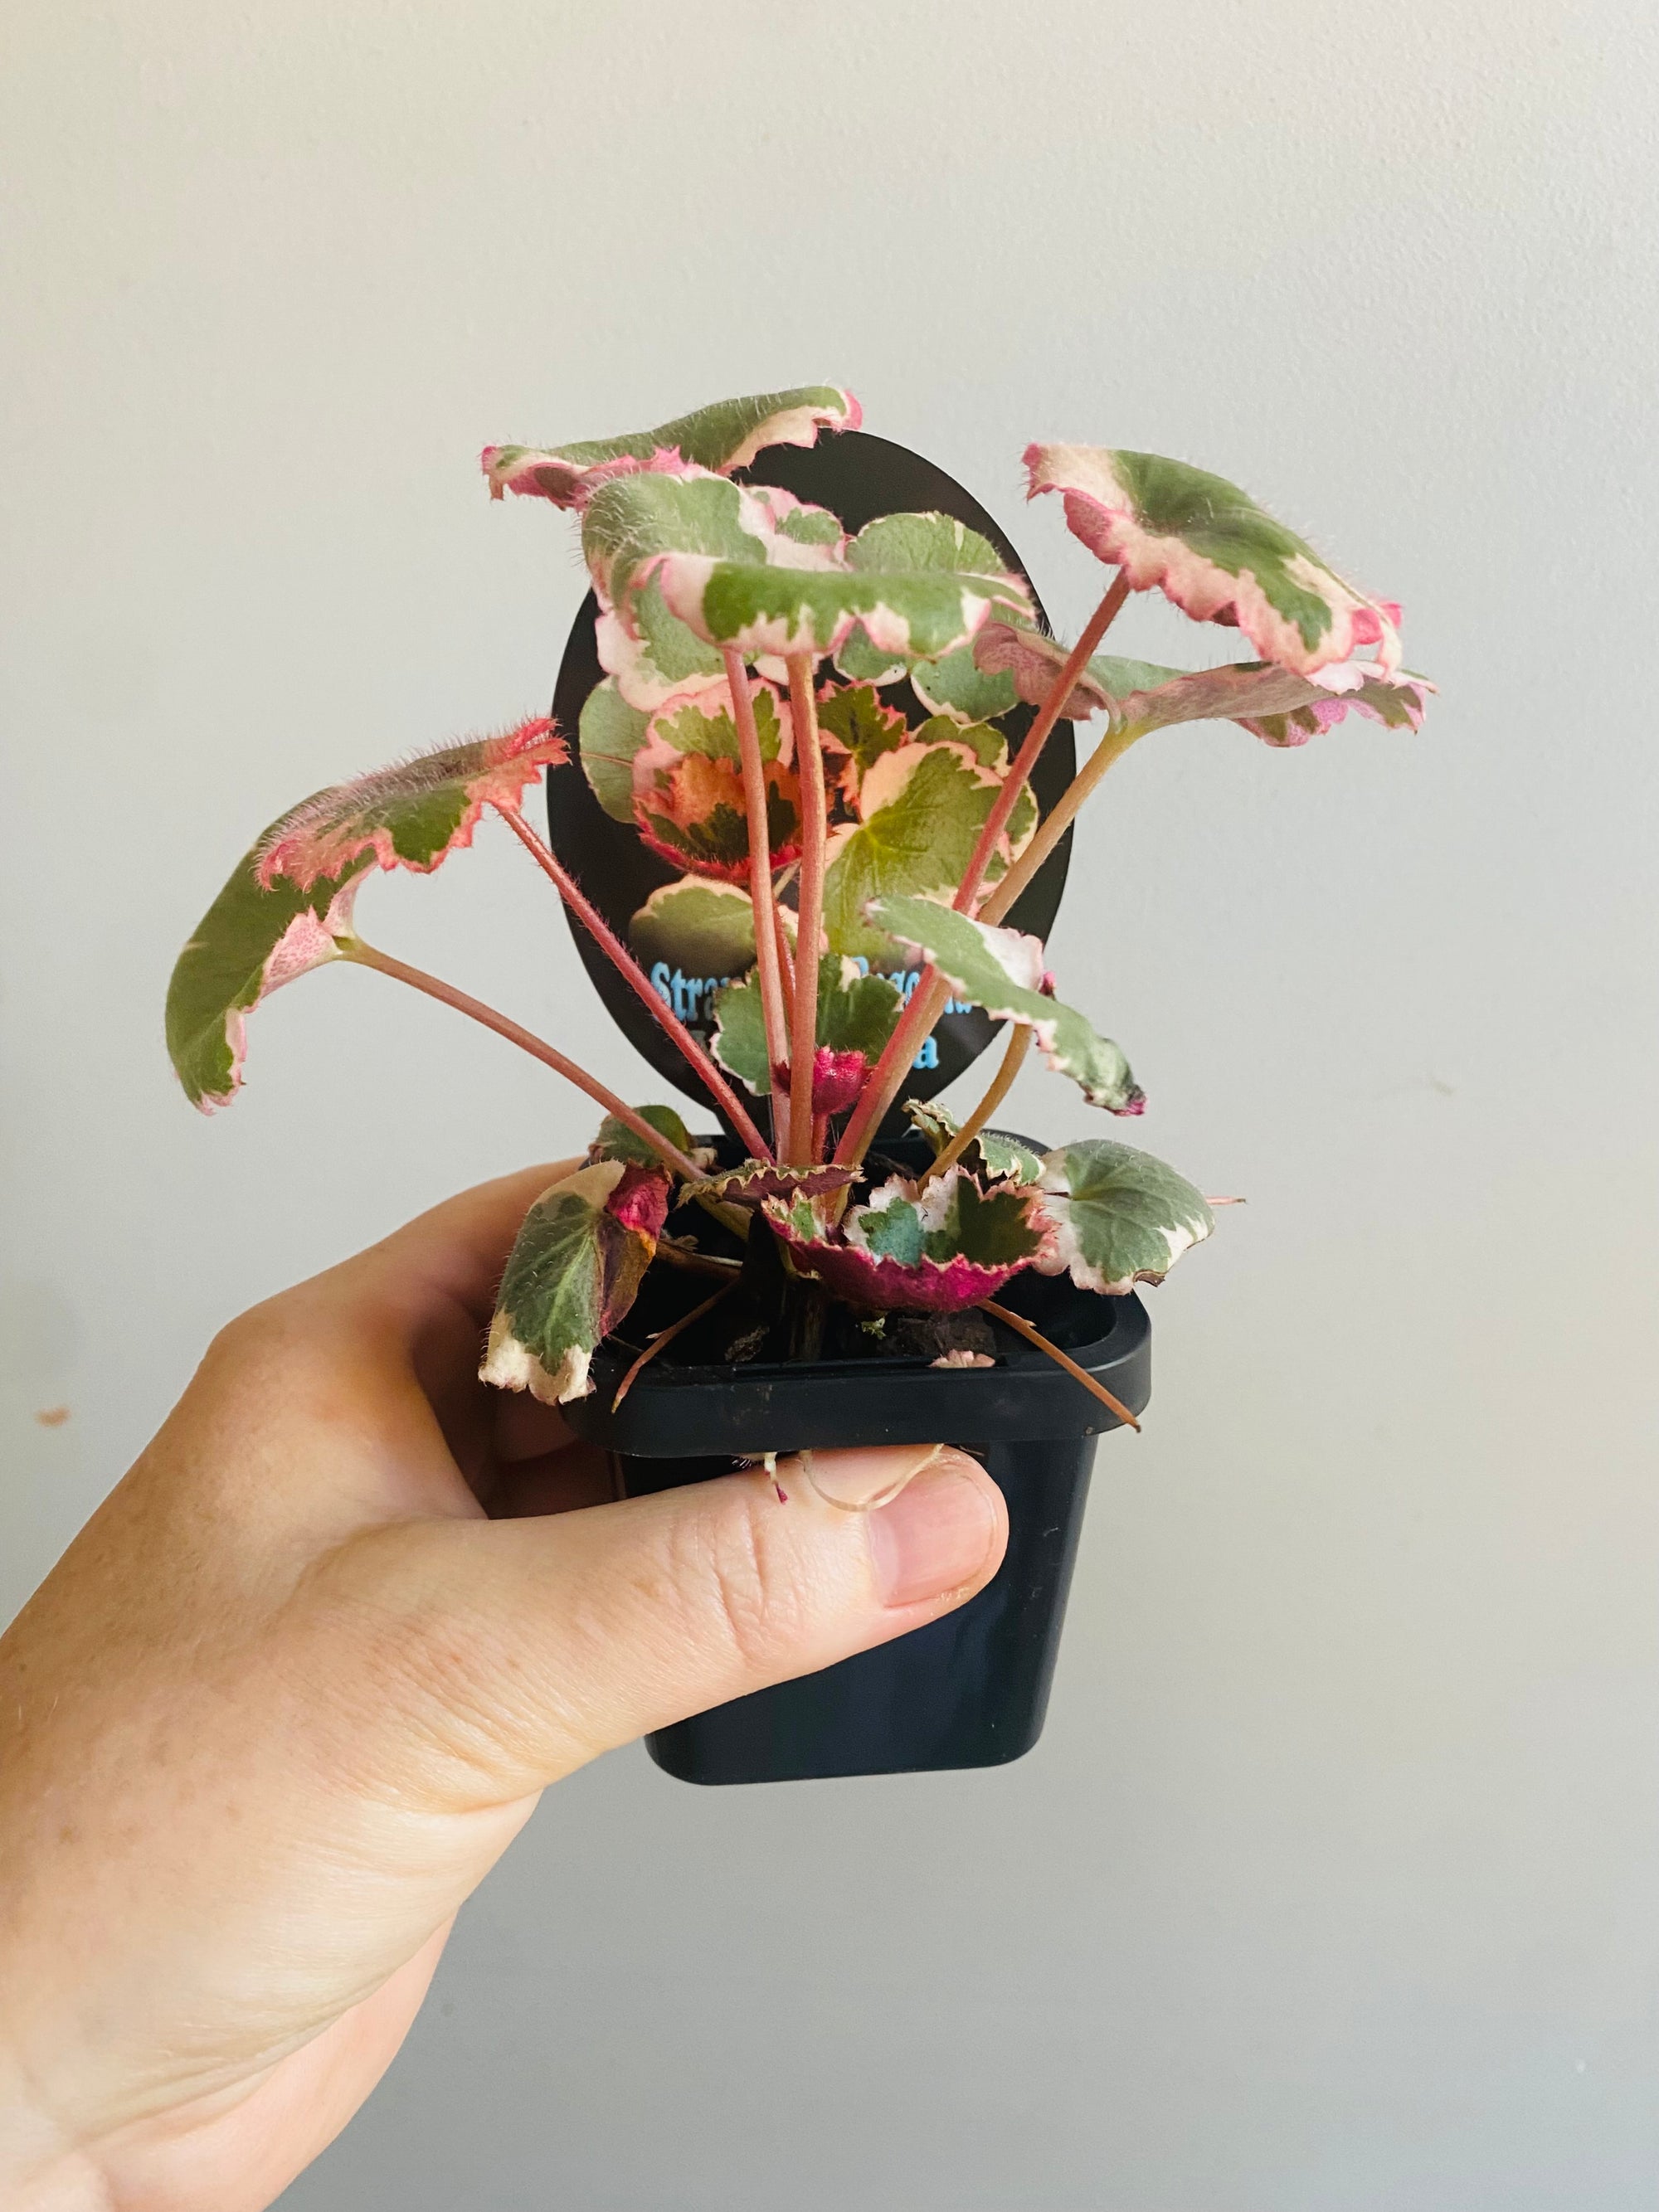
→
(1033, 1140, 1214, 1293)
(483, 386, 860, 506)
(627, 877, 759, 975)
(257, 719, 567, 888)
(480, 1160, 662, 1403)
(905, 1100, 1044, 1185)
(165, 839, 363, 1113)
(1234, 666, 1434, 746)
(1024, 445, 1403, 678)
(766, 1166, 1046, 1312)
(872, 895, 1144, 1114)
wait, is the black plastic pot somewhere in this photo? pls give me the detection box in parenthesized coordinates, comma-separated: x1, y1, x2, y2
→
(561, 1162, 1151, 1786)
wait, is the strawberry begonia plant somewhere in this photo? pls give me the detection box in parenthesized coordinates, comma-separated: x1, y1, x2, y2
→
(168, 386, 1430, 1412)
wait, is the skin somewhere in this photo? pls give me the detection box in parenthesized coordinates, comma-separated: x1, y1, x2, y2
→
(0, 1163, 1007, 2211)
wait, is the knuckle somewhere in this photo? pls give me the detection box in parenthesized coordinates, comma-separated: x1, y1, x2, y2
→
(670, 1489, 805, 1679)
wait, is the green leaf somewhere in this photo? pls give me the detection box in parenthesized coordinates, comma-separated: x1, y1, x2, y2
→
(832, 624, 907, 685)
(627, 878, 760, 974)
(709, 958, 901, 1096)
(589, 1103, 698, 1170)
(1034, 1139, 1214, 1292)
(1024, 444, 1404, 678)
(578, 678, 652, 821)
(481, 1160, 661, 1403)
(483, 386, 861, 505)
(165, 835, 363, 1112)
(845, 511, 1010, 583)
(911, 643, 1019, 724)
(904, 1101, 1044, 1185)
(821, 742, 1002, 961)
(256, 719, 568, 887)
(871, 895, 1144, 1114)
(708, 970, 772, 1094)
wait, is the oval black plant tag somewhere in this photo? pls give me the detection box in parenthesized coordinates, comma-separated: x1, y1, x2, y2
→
(545, 430, 1075, 1136)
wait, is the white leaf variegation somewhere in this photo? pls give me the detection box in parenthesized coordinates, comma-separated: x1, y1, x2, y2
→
(482, 386, 860, 507)
(972, 620, 1433, 741)
(870, 894, 1144, 1115)
(1024, 445, 1405, 678)
(1032, 1140, 1214, 1293)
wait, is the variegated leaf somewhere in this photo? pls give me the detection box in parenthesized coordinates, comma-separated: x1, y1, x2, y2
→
(483, 386, 860, 506)
(682, 1159, 856, 1207)
(165, 839, 364, 1113)
(821, 738, 1009, 961)
(815, 681, 910, 795)
(766, 1165, 1045, 1313)
(595, 574, 726, 712)
(581, 469, 843, 613)
(1024, 445, 1403, 678)
(480, 1159, 664, 1405)
(904, 1100, 1044, 1185)
(911, 642, 1019, 724)
(630, 677, 799, 879)
(974, 620, 1433, 742)
(1032, 1140, 1214, 1293)
(654, 556, 1031, 665)
(872, 894, 1143, 1115)
(627, 877, 761, 975)
(256, 719, 567, 888)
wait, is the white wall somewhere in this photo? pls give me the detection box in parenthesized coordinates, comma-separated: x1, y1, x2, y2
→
(4, 3, 1657, 2205)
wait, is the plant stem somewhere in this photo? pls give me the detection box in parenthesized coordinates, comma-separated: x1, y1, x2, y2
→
(338, 937, 703, 1180)
(496, 805, 773, 1162)
(920, 1024, 1030, 1188)
(785, 654, 827, 1164)
(831, 967, 948, 1174)
(611, 1284, 734, 1411)
(723, 646, 791, 1147)
(956, 573, 1130, 917)
(978, 721, 1146, 928)
(834, 586, 1135, 1179)
(977, 1298, 1141, 1430)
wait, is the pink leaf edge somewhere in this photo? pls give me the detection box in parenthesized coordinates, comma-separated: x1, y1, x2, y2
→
(256, 719, 567, 891)
(1023, 444, 1403, 680)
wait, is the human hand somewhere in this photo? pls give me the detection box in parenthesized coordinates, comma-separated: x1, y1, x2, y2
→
(0, 1163, 1006, 2211)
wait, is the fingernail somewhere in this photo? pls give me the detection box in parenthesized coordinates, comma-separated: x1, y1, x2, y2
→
(866, 1454, 1000, 1609)
(795, 1442, 944, 1511)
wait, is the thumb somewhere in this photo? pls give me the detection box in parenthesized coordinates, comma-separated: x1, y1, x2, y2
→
(313, 1445, 1007, 1804)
